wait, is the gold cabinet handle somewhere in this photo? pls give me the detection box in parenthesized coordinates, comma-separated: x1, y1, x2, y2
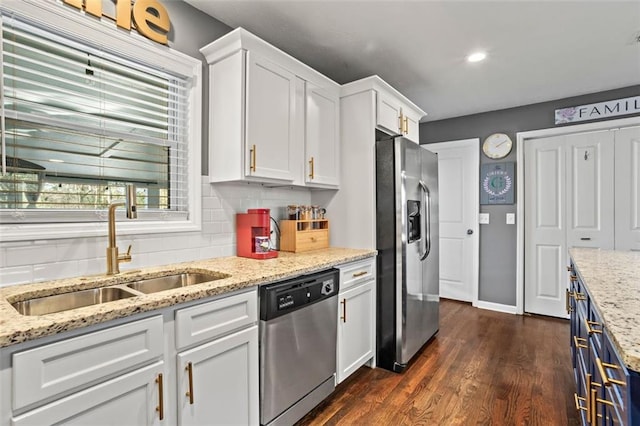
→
(590, 388, 597, 424)
(186, 362, 194, 404)
(570, 274, 577, 282)
(574, 335, 588, 349)
(352, 271, 368, 278)
(574, 393, 588, 413)
(156, 373, 164, 420)
(308, 157, 314, 180)
(398, 113, 404, 132)
(585, 318, 602, 335)
(596, 357, 626, 387)
(403, 116, 408, 134)
(574, 291, 586, 301)
(340, 299, 346, 323)
(565, 289, 573, 314)
(591, 385, 614, 424)
(567, 266, 572, 272)
(250, 144, 256, 172)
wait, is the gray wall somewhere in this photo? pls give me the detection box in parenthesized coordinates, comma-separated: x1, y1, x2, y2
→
(420, 85, 640, 306)
(161, 0, 232, 175)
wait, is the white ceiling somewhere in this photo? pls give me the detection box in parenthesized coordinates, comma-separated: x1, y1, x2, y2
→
(186, 0, 640, 122)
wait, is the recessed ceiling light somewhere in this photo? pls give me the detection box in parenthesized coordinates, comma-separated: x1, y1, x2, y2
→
(467, 52, 487, 63)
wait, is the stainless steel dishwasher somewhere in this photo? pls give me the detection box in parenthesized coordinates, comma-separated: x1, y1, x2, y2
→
(259, 268, 339, 426)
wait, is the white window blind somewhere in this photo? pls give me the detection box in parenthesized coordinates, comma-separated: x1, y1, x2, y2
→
(0, 15, 191, 223)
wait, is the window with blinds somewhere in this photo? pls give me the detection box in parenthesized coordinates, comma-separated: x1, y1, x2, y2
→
(0, 15, 191, 223)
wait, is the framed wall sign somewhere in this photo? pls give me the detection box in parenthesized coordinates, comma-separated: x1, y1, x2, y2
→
(480, 162, 515, 205)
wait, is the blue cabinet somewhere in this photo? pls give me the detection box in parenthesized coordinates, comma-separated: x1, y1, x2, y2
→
(568, 262, 639, 426)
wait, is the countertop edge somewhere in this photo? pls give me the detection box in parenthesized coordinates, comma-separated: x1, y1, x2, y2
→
(569, 248, 640, 372)
(0, 249, 376, 349)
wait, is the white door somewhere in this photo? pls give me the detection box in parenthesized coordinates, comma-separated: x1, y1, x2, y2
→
(566, 131, 615, 251)
(376, 91, 402, 136)
(424, 139, 479, 303)
(524, 131, 614, 318)
(177, 326, 259, 426)
(337, 281, 375, 384)
(525, 136, 567, 318)
(614, 126, 640, 251)
(305, 82, 340, 187)
(245, 52, 297, 181)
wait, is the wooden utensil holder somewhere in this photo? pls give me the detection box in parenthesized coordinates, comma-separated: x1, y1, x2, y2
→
(279, 220, 329, 252)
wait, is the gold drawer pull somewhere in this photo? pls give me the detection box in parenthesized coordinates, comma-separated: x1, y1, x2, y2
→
(186, 362, 195, 404)
(567, 266, 572, 271)
(574, 291, 586, 301)
(596, 357, 626, 387)
(156, 373, 164, 420)
(352, 271, 368, 278)
(573, 336, 588, 349)
(565, 289, 573, 314)
(340, 299, 346, 323)
(591, 386, 614, 424)
(574, 393, 588, 412)
(585, 319, 602, 335)
(570, 274, 577, 282)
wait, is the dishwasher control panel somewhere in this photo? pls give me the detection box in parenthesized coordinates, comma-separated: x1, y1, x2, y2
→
(260, 269, 339, 320)
(277, 294, 295, 310)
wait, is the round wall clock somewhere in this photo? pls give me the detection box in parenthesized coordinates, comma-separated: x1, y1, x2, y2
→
(482, 133, 513, 159)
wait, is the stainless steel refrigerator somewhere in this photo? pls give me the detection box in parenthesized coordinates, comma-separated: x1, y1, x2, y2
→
(375, 135, 439, 373)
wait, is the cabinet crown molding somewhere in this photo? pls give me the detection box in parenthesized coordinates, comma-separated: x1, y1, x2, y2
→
(341, 75, 426, 119)
(200, 27, 339, 92)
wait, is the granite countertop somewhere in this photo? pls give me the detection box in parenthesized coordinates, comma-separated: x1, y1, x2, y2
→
(569, 247, 640, 372)
(0, 248, 376, 349)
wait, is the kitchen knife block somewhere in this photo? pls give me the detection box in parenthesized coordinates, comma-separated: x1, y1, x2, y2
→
(279, 220, 329, 252)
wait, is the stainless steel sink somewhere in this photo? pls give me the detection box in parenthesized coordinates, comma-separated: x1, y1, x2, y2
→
(10, 271, 230, 316)
(126, 272, 228, 294)
(11, 287, 138, 316)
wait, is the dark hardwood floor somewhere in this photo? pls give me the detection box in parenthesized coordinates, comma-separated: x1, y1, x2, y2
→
(298, 299, 579, 426)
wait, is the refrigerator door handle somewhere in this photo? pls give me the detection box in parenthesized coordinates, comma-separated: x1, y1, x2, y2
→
(419, 180, 431, 260)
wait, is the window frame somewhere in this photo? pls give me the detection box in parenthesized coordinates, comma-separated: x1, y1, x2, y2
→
(0, 0, 202, 242)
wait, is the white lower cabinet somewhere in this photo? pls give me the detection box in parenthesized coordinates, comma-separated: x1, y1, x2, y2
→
(177, 326, 259, 426)
(13, 361, 165, 426)
(2, 289, 259, 426)
(336, 258, 376, 384)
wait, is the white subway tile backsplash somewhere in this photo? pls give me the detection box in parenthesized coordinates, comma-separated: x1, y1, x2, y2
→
(56, 240, 102, 262)
(202, 196, 221, 210)
(76, 258, 105, 276)
(6, 243, 58, 267)
(0, 266, 33, 287)
(130, 236, 167, 254)
(201, 209, 214, 223)
(0, 178, 313, 287)
(201, 222, 220, 235)
(33, 260, 81, 282)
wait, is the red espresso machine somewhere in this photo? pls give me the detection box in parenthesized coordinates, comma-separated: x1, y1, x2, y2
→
(236, 208, 278, 259)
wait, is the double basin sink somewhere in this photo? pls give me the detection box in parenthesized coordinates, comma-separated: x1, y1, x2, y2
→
(11, 271, 229, 316)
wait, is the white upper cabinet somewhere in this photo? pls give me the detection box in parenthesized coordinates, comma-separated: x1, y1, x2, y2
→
(305, 82, 340, 187)
(376, 91, 404, 137)
(245, 53, 299, 181)
(344, 76, 426, 144)
(201, 28, 340, 188)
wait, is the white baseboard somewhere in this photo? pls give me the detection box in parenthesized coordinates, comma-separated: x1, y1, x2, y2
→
(474, 300, 517, 315)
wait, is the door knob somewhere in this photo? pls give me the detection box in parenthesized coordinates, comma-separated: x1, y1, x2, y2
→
(467, 229, 474, 235)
